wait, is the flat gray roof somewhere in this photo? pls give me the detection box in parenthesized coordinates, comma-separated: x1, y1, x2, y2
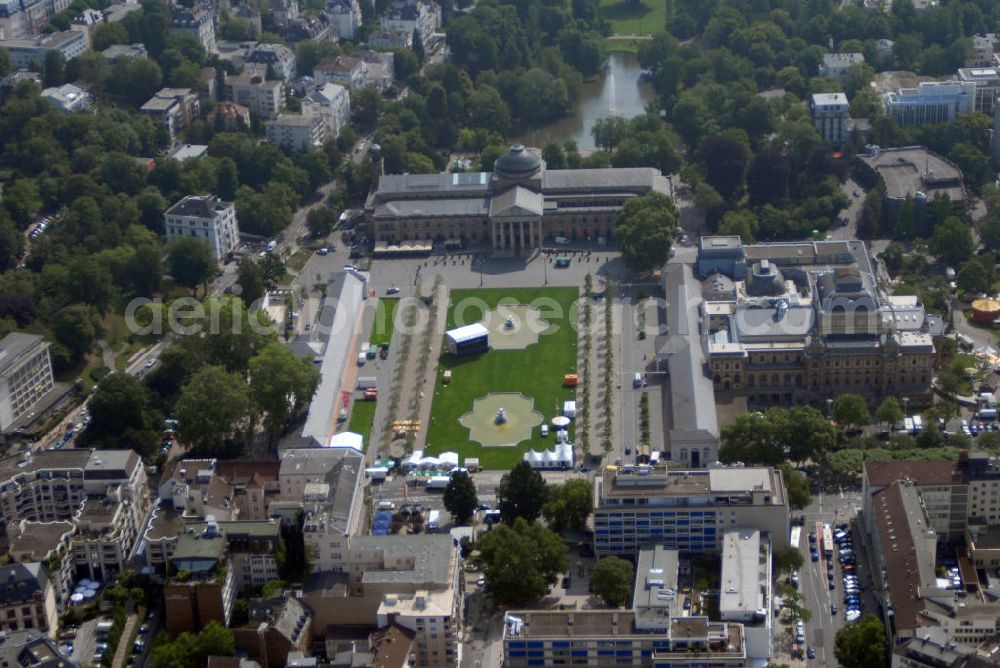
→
(662, 263, 718, 437)
(719, 529, 764, 618)
(350, 534, 454, 585)
(634, 545, 679, 610)
(374, 197, 489, 219)
(858, 146, 965, 202)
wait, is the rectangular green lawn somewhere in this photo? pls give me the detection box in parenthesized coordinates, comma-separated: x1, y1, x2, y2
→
(598, 0, 666, 36)
(424, 287, 580, 470)
(347, 399, 377, 450)
(370, 298, 399, 347)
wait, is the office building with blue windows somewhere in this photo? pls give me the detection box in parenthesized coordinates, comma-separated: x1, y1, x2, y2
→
(503, 612, 748, 668)
(593, 466, 789, 557)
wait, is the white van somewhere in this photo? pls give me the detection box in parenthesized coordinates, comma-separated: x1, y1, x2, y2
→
(633, 373, 642, 388)
(540, 424, 549, 437)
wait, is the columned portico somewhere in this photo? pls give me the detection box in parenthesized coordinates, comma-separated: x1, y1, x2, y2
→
(490, 219, 542, 250)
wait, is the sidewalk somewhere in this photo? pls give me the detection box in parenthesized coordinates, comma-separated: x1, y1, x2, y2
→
(110, 612, 138, 668)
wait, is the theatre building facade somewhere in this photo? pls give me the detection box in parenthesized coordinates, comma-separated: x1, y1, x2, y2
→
(364, 145, 671, 252)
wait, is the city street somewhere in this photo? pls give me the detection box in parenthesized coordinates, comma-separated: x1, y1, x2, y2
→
(794, 489, 868, 667)
(615, 281, 666, 463)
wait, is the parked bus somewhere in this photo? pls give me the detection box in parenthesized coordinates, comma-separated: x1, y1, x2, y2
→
(822, 523, 834, 559)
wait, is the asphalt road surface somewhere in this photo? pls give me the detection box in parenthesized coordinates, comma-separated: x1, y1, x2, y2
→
(795, 489, 868, 666)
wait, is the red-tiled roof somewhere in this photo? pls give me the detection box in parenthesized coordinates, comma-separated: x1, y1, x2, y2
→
(865, 460, 959, 487)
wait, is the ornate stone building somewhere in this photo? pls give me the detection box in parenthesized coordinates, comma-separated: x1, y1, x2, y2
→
(364, 145, 670, 252)
(697, 236, 936, 408)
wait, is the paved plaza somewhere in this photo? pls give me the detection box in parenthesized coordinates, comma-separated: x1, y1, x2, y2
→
(459, 392, 544, 447)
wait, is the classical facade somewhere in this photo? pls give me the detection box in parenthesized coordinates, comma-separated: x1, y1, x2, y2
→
(364, 145, 670, 252)
(697, 237, 936, 408)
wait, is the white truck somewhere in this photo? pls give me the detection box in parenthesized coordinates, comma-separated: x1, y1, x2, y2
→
(366, 467, 389, 481)
(425, 476, 450, 491)
(357, 377, 377, 389)
(427, 509, 440, 532)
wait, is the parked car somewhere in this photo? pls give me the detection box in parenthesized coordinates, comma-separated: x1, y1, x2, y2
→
(807, 647, 816, 659)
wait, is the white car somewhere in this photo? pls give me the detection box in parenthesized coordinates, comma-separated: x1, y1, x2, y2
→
(317, 247, 329, 256)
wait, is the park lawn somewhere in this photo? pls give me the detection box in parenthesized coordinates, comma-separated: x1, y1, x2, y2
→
(348, 399, 377, 451)
(598, 0, 666, 36)
(424, 287, 579, 470)
(370, 298, 399, 347)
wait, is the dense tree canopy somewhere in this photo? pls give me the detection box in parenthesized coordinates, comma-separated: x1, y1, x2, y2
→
(475, 517, 569, 606)
(591, 557, 634, 607)
(615, 192, 679, 274)
(443, 470, 478, 524)
(497, 461, 548, 524)
(835, 615, 886, 668)
(542, 478, 592, 534)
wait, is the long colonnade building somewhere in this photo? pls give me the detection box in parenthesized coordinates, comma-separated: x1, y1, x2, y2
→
(364, 144, 671, 252)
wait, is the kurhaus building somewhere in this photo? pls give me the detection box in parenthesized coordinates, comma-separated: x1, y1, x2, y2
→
(364, 144, 671, 252)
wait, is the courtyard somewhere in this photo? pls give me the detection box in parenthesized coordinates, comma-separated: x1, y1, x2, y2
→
(423, 287, 580, 469)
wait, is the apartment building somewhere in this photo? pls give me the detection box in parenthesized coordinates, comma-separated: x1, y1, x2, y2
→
(0, 629, 73, 667)
(504, 613, 748, 667)
(164, 195, 240, 261)
(302, 534, 461, 668)
(0, 333, 53, 432)
(141, 87, 200, 141)
(369, 28, 412, 49)
(207, 101, 251, 131)
(266, 114, 325, 153)
(819, 52, 864, 82)
(101, 42, 147, 63)
(226, 74, 283, 119)
(811, 93, 849, 144)
(861, 454, 999, 542)
(5, 520, 75, 605)
(303, 83, 350, 142)
(280, 448, 365, 571)
(697, 237, 937, 409)
(0, 449, 149, 532)
(326, 0, 361, 38)
(168, 5, 215, 54)
(883, 81, 976, 126)
(0, 29, 85, 69)
(592, 466, 789, 556)
(159, 459, 237, 520)
(361, 50, 395, 90)
(245, 43, 296, 82)
(968, 34, 1000, 67)
(68, 7, 102, 47)
(892, 628, 998, 668)
(0, 564, 58, 638)
(314, 55, 367, 90)
(379, 0, 439, 49)
(861, 455, 1000, 650)
(67, 493, 141, 584)
(163, 521, 238, 633)
(0, 0, 70, 39)
(234, 597, 312, 668)
(41, 83, 90, 112)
